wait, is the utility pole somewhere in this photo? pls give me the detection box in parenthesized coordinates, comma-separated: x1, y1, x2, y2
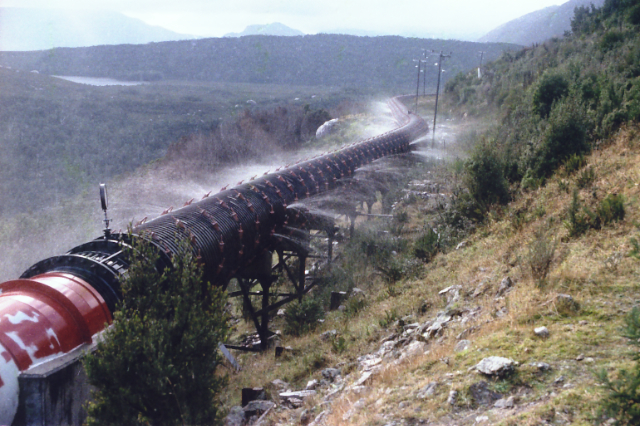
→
(415, 59, 421, 113)
(433, 51, 451, 147)
(422, 49, 428, 96)
(478, 51, 485, 79)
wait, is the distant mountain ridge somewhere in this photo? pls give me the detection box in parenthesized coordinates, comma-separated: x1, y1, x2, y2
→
(479, 0, 605, 46)
(224, 23, 304, 37)
(0, 35, 518, 94)
(0, 8, 195, 51)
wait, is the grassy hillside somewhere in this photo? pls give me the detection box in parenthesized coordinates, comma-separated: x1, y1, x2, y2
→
(0, 35, 517, 94)
(216, 2, 640, 425)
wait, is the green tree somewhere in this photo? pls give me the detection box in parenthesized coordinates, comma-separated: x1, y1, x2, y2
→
(83, 237, 230, 426)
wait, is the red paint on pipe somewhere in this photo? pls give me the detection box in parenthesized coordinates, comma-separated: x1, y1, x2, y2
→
(0, 272, 112, 371)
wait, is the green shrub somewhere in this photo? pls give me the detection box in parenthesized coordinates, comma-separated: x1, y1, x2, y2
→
(576, 166, 596, 189)
(564, 189, 597, 237)
(629, 4, 640, 25)
(527, 228, 557, 287)
(558, 180, 570, 193)
(84, 239, 229, 426)
(630, 237, 640, 260)
(311, 266, 355, 309)
(284, 298, 324, 336)
(348, 225, 407, 269)
(464, 142, 510, 207)
(375, 257, 407, 296)
(533, 72, 569, 118)
(600, 30, 625, 51)
(330, 335, 348, 354)
(564, 153, 587, 174)
(344, 294, 368, 317)
(622, 306, 640, 343)
(597, 307, 640, 425)
(533, 98, 589, 178)
(579, 73, 601, 108)
(521, 169, 545, 191)
(379, 309, 399, 328)
(414, 228, 440, 262)
(391, 210, 409, 235)
(597, 193, 625, 225)
(602, 109, 630, 136)
(564, 191, 625, 237)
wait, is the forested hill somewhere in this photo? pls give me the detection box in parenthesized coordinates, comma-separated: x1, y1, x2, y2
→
(0, 34, 518, 94)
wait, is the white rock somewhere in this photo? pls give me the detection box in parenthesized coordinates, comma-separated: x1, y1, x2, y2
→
(454, 340, 471, 352)
(439, 285, 462, 304)
(354, 371, 373, 386)
(270, 379, 289, 389)
(417, 382, 437, 399)
(447, 390, 458, 405)
(320, 329, 337, 341)
(496, 277, 514, 297)
(402, 341, 427, 358)
(494, 396, 515, 409)
(475, 357, 516, 376)
(279, 390, 316, 400)
(534, 326, 550, 338)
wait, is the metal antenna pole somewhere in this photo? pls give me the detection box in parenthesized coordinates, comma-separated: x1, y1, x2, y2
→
(433, 51, 451, 147)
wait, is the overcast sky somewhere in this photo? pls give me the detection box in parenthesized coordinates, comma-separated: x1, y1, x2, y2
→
(1, 0, 568, 39)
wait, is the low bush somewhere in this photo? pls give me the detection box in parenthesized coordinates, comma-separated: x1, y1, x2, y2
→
(464, 142, 510, 207)
(414, 228, 440, 262)
(532, 98, 590, 178)
(564, 191, 625, 237)
(527, 228, 557, 287)
(630, 4, 640, 25)
(564, 153, 586, 175)
(597, 307, 640, 425)
(533, 72, 569, 118)
(564, 190, 597, 237)
(600, 30, 625, 52)
(330, 335, 348, 354)
(375, 257, 407, 296)
(597, 193, 625, 225)
(390, 210, 409, 235)
(576, 166, 596, 189)
(284, 298, 324, 336)
(630, 237, 640, 260)
(344, 294, 368, 317)
(378, 309, 399, 328)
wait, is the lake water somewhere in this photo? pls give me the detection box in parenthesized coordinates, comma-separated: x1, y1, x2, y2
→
(52, 75, 146, 86)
